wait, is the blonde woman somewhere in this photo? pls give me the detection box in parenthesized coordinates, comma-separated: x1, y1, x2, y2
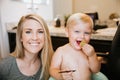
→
(0, 14, 54, 80)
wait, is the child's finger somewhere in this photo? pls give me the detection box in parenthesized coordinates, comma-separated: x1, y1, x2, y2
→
(62, 72, 73, 80)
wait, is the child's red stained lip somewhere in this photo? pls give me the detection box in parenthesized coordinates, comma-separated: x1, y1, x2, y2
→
(59, 70, 76, 73)
(76, 41, 81, 45)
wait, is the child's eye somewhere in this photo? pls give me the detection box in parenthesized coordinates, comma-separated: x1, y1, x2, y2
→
(85, 32, 91, 35)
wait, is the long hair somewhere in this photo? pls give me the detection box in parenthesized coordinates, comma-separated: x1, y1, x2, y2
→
(14, 14, 54, 80)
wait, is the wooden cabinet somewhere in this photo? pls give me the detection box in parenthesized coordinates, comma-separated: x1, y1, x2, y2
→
(51, 36, 112, 53)
(51, 36, 68, 51)
(8, 32, 112, 53)
(90, 39, 112, 53)
(8, 32, 16, 53)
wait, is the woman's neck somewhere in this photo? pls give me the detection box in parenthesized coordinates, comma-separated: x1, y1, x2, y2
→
(16, 55, 41, 76)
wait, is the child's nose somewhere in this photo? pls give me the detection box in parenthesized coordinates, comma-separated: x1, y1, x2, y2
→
(80, 33, 85, 39)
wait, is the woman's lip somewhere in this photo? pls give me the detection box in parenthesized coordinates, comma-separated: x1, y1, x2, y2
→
(29, 42, 40, 45)
(30, 44, 39, 45)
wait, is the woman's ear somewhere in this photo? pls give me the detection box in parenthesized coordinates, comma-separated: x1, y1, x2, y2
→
(65, 27, 69, 37)
(21, 39, 23, 42)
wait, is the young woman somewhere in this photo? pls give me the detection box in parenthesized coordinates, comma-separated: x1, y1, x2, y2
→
(0, 14, 54, 80)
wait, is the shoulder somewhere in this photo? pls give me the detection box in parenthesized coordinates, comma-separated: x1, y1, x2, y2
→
(0, 55, 15, 78)
(54, 44, 69, 55)
(52, 44, 71, 60)
(0, 55, 15, 64)
(56, 43, 70, 52)
(0, 55, 15, 73)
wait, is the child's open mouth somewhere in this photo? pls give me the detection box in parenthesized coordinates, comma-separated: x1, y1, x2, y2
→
(76, 40, 81, 45)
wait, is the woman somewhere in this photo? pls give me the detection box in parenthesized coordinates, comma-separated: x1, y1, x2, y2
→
(0, 14, 54, 80)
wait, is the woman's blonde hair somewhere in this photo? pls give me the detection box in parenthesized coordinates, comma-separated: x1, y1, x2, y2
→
(66, 12, 93, 30)
(13, 14, 54, 80)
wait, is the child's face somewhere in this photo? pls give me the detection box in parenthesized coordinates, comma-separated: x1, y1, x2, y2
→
(66, 22, 92, 50)
(21, 19, 45, 55)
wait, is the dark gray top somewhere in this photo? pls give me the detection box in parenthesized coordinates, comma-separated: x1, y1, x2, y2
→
(0, 56, 42, 80)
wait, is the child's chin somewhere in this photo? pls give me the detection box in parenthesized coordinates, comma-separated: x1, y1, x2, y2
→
(75, 46, 82, 50)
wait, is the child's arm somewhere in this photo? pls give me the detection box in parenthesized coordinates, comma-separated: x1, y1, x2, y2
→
(49, 47, 64, 80)
(88, 51, 101, 73)
(82, 44, 101, 73)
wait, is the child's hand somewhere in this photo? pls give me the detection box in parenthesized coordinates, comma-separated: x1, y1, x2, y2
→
(60, 70, 75, 80)
(61, 71, 73, 80)
(80, 40, 86, 47)
(80, 42, 95, 57)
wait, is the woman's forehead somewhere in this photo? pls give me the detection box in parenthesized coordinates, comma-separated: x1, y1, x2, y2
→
(22, 19, 43, 28)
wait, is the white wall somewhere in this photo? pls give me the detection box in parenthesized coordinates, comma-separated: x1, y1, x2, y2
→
(1, 0, 54, 24)
(1, 0, 120, 25)
(0, 0, 9, 58)
(73, 0, 120, 21)
(53, 0, 73, 19)
(0, 0, 2, 57)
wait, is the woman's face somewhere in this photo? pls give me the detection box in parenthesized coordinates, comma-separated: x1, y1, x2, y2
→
(66, 22, 92, 50)
(21, 19, 45, 55)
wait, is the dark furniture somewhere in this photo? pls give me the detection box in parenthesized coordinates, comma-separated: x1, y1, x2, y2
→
(51, 36, 112, 53)
(107, 24, 120, 80)
(8, 32, 16, 53)
(8, 32, 112, 54)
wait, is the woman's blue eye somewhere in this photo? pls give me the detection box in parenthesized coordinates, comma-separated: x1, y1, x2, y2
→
(26, 31, 31, 34)
(38, 30, 44, 33)
(75, 31, 79, 33)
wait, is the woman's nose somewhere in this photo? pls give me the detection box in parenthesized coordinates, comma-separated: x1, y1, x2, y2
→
(32, 33, 38, 40)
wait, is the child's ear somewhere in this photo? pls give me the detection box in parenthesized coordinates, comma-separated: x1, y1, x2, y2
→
(65, 27, 68, 37)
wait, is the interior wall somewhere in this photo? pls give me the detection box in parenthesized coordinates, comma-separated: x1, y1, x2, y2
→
(73, 0, 120, 21)
(1, 0, 54, 24)
(0, 0, 9, 58)
(53, 0, 73, 19)
(0, 0, 2, 57)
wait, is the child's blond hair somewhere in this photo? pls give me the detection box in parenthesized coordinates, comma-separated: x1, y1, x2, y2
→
(66, 13, 93, 30)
